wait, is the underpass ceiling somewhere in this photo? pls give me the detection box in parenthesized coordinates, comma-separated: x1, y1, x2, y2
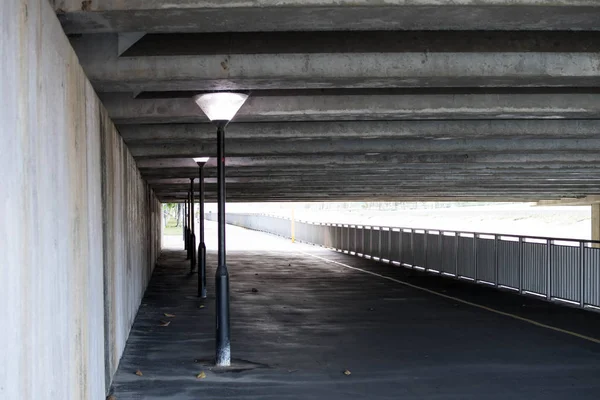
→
(55, 1, 600, 202)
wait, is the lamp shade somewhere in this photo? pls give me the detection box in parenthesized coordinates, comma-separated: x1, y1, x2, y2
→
(193, 92, 248, 122)
(193, 157, 210, 163)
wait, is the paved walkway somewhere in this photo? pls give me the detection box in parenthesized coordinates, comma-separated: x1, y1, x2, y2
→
(111, 221, 600, 399)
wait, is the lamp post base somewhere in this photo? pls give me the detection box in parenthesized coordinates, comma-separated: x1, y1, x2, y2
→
(198, 242, 207, 298)
(215, 264, 231, 367)
(190, 233, 197, 272)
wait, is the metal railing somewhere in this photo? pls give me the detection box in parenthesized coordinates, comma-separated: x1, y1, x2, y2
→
(207, 213, 600, 311)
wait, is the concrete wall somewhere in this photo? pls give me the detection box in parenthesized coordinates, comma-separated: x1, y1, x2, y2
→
(0, 0, 160, 398)
(101, 112, 161, 387)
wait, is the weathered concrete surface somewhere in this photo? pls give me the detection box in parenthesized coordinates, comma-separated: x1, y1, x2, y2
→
(117, 119, 600, 142)
(71, 35, 600, 92)
(54, 1, 600, 33)
(100, 110, 162, 389)
(103, 93, 600, 124)
(0, 0, 161, 398)
(128, 138, 600, 158)
(592, 204, 600, 243)
(110, 222, 600, 399)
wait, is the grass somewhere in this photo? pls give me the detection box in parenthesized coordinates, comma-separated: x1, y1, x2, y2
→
(163, 225, 183, 236)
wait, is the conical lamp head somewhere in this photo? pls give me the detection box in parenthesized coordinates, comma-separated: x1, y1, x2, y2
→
(193, 92, 248, 123)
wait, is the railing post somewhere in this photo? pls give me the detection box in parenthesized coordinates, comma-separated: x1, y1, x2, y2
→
(454, 233, 459, 278)
(473, 234, 478, 282)
(438, 231, 442, 273)
(398, 229, 403, 264)
(519, 237, 524, 294)
(347, 225, 351, 253)
(494, 235, 499, 287)
(546, 239, 552, 301)
(410, 229, 415, 267)
(424, 231, 429, 270)
(378, 227, 382, 261)
(580, 241, 586, 308)
(369, 226, 373, 258)
(388, 228, 392, 262)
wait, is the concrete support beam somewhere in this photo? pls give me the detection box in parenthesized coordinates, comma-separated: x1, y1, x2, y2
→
(128, 138, 600, 158)
(117, 32, 145, 56)
(103, 94, 600, 124)
(71, 35, 600, 92)
(593, 204, 600, 243)
(55, 1, 600, 33)
(117, 120, 600, 144)
(136, 154, 600, 170)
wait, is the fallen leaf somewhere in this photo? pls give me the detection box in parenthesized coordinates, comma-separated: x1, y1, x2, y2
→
(196, 371, 206, 379)
(251, 288, 259, 293)
(159, 320, 171, 327)
(164, 313, 176, 318)
(198, 305, 205, 309)
(343, 370, 352, 376)
(135, 370, 143, 376)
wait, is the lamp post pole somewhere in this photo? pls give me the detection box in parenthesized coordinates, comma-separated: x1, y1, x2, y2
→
(197, 162, 207, 298)
(190, 178, 196, 272)
(215, 122, 231, 366)
(186, 190, 191, 259)
(184, 196, 188, 251)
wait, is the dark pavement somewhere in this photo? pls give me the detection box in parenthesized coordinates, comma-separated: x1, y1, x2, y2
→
(110, 222, 600, 399)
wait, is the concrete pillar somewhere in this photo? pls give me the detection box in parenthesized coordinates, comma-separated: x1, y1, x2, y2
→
(592, 204, 600, 245)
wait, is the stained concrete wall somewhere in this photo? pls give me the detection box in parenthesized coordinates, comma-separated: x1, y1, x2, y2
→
(101, 113, 162, 388)
(0, 0, 161, 398)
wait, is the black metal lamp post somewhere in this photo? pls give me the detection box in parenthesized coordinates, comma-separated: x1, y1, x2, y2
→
(186, 190, 191, 259)
(190, 178, 197, 272)
(193, 157, 210, 298)
(184, 195, 188, 251)
(194, 92, 248, 367)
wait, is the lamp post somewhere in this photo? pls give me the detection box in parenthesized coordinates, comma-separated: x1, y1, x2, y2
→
(193, 157, 210, 298)
(194, 92, 248, 367)
(183, 195, 188, 251)
(186, 190, 191, 259)
(190, 178, 196, 272)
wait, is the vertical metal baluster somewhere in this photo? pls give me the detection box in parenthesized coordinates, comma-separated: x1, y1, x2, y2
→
(494, 235, 499, 287)
(546, 239, 552, 301)
(438, 231, 442, 274)
(410, 229, 415, 268)
(519, 237, 524, 294)
(580, 241, 585, 308)
(378, 227, 382, 261)
(424, 231, 428, 271)
(454, 232, 460, 279)
(473, 234, 478, 282)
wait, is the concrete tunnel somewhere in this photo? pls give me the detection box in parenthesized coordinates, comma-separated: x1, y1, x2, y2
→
(4, 0, 600, 399)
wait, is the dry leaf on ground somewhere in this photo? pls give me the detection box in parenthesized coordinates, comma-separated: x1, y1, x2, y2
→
(164, 313, 175, 318)
(196, 371, 206, 379)
(135, 370, 143, 376)
(343, 370, 352, 376)
(159, 320, 171, 327)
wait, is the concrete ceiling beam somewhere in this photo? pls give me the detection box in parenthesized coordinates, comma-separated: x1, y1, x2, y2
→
(127, 138, 600, 158)
(71, 35, 600, 92)
(117, 119, 600, 143)
(55, 1, 600, 33)
(104, 94, 600, 124)
(135, 154, 600, 170)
